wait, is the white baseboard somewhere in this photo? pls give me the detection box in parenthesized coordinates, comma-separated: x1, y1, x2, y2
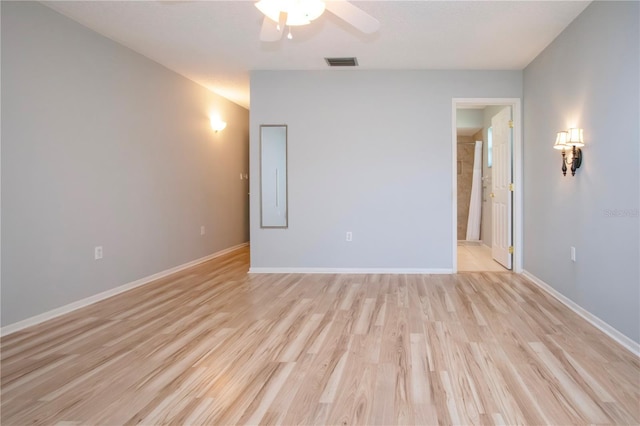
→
(522, 270, 640, 357)
(248, 267, 453, 274)
(0, 242, 248, 337)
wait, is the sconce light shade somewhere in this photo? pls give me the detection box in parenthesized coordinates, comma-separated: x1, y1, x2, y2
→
(553, 128, 584, 176)
(566, 128, 584, 147)
(554, 131, 568, 149)
(210, 117, 227, 133)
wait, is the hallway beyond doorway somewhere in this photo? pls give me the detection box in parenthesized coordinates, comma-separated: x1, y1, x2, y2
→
(457, 241, 507, 272)
(452, 98, 523, 273)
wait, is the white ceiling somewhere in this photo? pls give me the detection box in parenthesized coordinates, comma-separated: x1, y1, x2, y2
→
(44, 1, 591, 109)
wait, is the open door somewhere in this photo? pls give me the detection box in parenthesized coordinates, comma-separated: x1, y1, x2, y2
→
(491, 107, 513, 269)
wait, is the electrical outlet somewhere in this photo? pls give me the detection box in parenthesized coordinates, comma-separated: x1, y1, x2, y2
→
(346, 231, 353, 242)
(94, 246, 103, 260)
(570, 246, 576, 262)
(201, 226, 206, 236)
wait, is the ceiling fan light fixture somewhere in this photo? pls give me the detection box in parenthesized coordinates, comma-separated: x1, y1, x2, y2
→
(297, 0, 325, 22)
(255, 0, 325, 27)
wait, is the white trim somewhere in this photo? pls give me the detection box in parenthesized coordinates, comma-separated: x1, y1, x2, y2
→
(0, 243, 249, 337)
(451, 98, 523, 274)
(451, 101, 458, 273)
(248, 267, 453, 274)
(523, 270, 640, 357)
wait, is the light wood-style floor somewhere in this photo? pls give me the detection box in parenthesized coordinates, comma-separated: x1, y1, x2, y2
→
(458, 242, 507, 272)
(1, 247, 639, 425)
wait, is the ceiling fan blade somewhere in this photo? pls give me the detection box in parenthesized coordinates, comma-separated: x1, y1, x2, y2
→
(324, 0, 380, 34)
(259, 12, 287, 42)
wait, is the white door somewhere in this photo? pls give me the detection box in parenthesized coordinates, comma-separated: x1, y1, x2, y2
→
(491, 108, 513, 269)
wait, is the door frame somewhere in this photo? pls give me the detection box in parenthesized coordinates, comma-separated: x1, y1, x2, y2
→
(451, 98, 523, 273)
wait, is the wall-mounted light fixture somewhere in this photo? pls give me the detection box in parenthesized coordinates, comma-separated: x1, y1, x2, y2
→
(554, 127, 584, 176)
(210, 116, 227, 133)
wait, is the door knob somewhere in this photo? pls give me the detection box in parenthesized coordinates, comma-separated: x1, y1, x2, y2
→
(490, 193, 495, 198)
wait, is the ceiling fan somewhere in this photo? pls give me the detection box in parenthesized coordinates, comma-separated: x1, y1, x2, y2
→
(256, 0, 380, 41)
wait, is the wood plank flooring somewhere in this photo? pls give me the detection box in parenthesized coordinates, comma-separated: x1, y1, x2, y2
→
(457, 243, 506, 272)
(1, 246, 639, 425)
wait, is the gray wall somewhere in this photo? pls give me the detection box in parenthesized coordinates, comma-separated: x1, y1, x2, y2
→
(523, 1, 639, 343)
(1, 2, 250, 326)
(250, 70, 522, 269)
(456, 109, 483, 132)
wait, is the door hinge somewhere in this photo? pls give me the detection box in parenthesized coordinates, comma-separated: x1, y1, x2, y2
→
(508, 120, 514, 128)
(508, 246, 514, 254)
(509, 183, 514, 192)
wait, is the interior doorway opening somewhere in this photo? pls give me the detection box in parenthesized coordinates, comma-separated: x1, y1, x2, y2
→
(451, 98, 523, 273)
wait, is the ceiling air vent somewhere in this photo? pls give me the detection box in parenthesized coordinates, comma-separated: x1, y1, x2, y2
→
(325, 57, 358, 67)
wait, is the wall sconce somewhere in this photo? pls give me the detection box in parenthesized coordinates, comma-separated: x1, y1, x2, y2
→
(554, 128, 584, 176)
(210, 116, 227, 133)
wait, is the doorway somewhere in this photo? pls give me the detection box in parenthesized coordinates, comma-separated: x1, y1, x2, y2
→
(451, 98, 523, 273)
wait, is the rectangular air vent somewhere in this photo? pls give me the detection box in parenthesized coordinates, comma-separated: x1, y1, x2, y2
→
(325, 57, 358, 67)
